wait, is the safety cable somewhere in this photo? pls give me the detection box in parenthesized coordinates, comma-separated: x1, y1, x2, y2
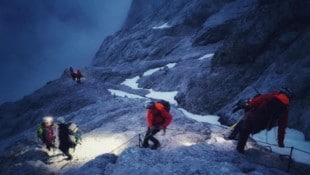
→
(253, 137, 310, 172)
(254, 138, 310, 154)
(107, 127, 211, 155)
(108, 131, 146, 154)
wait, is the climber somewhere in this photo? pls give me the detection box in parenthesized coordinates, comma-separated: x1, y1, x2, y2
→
(69, 67, 76, 81)
(56, 117, 82, 160)
(227, 88, 293, 153)
(69, 67, 83, 83)
(76, 70, 82, 83)
(37, 116, 56, 151)
(142, 100, 173, 150)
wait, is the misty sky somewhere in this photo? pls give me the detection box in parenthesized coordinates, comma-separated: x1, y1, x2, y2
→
(0, 0, 132, 104)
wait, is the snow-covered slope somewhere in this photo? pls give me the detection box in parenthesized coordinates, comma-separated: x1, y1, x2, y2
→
(0, 0, 310, 174)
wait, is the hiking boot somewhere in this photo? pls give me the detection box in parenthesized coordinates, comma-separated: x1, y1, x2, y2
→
(226, 134, 237, 140)
(142, 143, 149, 148)
(65, 155, 73, 161)
(236, 147, 244, 154)
(151, 143, 160, 150)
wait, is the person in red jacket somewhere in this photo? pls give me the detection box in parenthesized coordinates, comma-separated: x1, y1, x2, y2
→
(142, 101, 173, 150)
(227, 88, 292, 153)
(69, 67, 83, 84)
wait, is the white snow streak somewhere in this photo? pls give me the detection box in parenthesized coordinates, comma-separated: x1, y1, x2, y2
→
(143, 67, 162, 76)
(108, 89, 145, 99)
(121, 76, 140, 89)
(146, 89, 178, 105)
(119, 63, 178, 104)
(152, 22, 171, 29)
(198, 53, 214, 60)
(143, 63, 177, 76)
(178, 108, 220, 125)
(166, 63, 177, 68)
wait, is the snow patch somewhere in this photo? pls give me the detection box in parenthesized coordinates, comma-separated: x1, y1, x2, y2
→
(121, 76, 140, 89)
(143, 67, 162, 76)
(108, 89, 145, 99)
(143, 63, 177, 76)
(178, 108, 220, 125)
(146, 89, 178, 105)
(152, 22, 171, 29)
(253, 127, 310, 164)
(198, 53, 214, 60)
(120, 67, 179, 104)
(166, 63, 177, 68)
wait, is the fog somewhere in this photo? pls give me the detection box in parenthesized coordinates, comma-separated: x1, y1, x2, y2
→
(0, 0, 132, 104)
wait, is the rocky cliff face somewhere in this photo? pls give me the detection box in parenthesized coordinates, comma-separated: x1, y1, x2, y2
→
(93, 0, 310, 139)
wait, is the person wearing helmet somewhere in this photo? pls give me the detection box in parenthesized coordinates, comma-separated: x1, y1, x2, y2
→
(227, 88, 292, 153)
(40, 116, 56, 151)
(142, 100, 173, 150)
(56, 117, 73, 160)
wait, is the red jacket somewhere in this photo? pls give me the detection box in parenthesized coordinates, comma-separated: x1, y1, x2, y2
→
(43, 125, 55, 145)
(147, 102, 173, 128)
(247, 92, 289, 145)
(76, 70, 82, 78)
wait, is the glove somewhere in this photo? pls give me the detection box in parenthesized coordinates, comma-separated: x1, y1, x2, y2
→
(278, 142, 284, 148)
(232, 99, 250, 113)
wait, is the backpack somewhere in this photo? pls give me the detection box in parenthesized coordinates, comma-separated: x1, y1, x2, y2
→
(157, 100, 170, 112)
(37, 124, 44, 140)
(67, 123, 82, 148)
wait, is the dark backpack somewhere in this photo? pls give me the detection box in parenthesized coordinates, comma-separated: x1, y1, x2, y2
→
(67, 123, 82, 148)
(157, 100, 171, 112)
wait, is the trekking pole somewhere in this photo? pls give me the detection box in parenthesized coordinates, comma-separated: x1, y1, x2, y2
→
(287, 147, 294, 173)
(138, 134, 142, 148)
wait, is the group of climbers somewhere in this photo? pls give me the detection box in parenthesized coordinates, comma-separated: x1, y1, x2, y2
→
(37, 116, 81, 160)
(141, 87, 292, 153)
(36, 87, 292, 161)
(69, 67, 83, 84)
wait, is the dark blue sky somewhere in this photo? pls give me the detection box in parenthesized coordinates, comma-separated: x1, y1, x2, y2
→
(0, 0, 132, 104)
